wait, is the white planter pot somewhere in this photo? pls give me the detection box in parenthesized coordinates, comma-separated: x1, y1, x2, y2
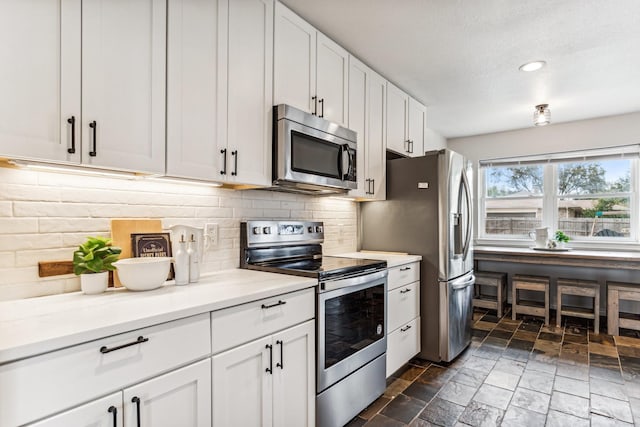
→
(80, 271, 108, 295)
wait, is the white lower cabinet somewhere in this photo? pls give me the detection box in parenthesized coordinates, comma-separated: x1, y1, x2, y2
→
(28, 392, 123, 427)
(212, 320, 315, 427)
(386, 262, 421, 377)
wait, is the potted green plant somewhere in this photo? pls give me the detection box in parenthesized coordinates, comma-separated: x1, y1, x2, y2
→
(555, 230, 570, 248)
(73, 236, 122, 294)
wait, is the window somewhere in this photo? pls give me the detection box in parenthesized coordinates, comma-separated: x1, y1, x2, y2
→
(479, 145, 638, 243)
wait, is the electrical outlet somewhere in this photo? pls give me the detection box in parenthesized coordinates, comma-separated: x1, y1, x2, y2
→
(204, 223, 219, 249)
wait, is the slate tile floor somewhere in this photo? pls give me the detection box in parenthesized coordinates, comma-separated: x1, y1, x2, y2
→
(347, 308, 640, 427)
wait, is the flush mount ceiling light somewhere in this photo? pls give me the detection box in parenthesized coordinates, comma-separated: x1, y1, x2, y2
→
(519, 60, 546, 72)
(533, 104, 551, 126)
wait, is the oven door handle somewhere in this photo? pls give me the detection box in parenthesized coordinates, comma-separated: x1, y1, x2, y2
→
(320, 270, 387, 293)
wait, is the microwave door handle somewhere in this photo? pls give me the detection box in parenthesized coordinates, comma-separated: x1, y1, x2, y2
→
(340, 144, 350, 180)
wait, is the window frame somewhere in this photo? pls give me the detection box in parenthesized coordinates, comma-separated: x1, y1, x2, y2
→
(477, 153, 639, 247)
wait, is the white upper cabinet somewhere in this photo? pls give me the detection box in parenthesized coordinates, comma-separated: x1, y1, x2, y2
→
(166, 0, 219, 180)
(0, 0, 81, 163)
(316, 33, 349, 126)
(386, 81, 409, 156)
(82, 0, 166, 174)
(274, 2, 316, 114)
(386, 82, 426, 158)
(218, 0, 273, 186)
(408, 96, 426, 156)
(348, 56, 385, 200)
(274, 2, 348, 126)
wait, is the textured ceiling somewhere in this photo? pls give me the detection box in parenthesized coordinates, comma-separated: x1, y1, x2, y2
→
(280, 0, 640, 138)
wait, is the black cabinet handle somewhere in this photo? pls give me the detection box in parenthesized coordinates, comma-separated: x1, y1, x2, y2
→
(100, 336, 148, 354)
(131, 397, 141, 427)
(312, 96, 317, 115)
(220, 148, 227, 175)
(276, 340, 284, 369)
(265, 344, 273, 374)
(400, 288, 412, 294)
(67, 116, 76, 154)
(231, 150, 238, 176)
(261, 300, 286, 309)
(400, 266, 411, 271)
(319, 98, 324, 118)
(108, 406, 118, 427)
(89, 121, 97, 156)
(370, 179, 375, 195)
(365, 178, 370, 195)
(410, 140, 414, 153)
(401, 325, 412, 332)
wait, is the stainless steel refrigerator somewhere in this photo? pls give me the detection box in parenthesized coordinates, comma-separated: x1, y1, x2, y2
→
(360, 149, 475, 362)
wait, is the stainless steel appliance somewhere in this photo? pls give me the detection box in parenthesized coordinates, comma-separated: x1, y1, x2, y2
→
(361, 149, 475, 362)
(240, 220, 387, 427)
(272, 104, 357, 195)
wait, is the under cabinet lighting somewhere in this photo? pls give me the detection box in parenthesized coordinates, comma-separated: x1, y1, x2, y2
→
(146, 176, 223, 187)
(6, 159, 141, 179)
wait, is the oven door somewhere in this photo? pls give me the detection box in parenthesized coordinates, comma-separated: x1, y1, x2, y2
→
(276, 117, 357, 190)
(317, 270, 387, 393)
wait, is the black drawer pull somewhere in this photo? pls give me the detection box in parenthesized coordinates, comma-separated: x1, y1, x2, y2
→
(67, 116, 76, 154)
(131, 396, 141, 427)
(400, 288, 412, 294)
(266, 344, 273, 374)
(231, 150, 238, 176)
(312, 96, 317, 115)
(108, 406, 118, 427)
(220, 148, 227, 175)
(319, 98, 324, 118)
(261, 300, 286, 309)
(401, 325, 412, 332)
(400, 267, 412, 271)
(100, 336, 148, 354)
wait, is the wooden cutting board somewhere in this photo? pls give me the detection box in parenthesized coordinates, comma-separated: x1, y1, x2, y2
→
(110, 219, 162, 287)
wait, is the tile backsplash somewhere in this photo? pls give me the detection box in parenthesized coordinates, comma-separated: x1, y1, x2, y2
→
(0, 167, 358, 301)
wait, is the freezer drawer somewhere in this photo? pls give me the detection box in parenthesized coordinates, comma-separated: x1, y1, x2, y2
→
(439, 273, 474, 362)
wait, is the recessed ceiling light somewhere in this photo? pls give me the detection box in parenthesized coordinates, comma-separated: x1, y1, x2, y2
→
(519, 61, 546, 72)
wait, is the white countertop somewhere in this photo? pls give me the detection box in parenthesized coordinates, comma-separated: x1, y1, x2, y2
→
(0, 269, 316, 364)
(334, 251, 422, 268)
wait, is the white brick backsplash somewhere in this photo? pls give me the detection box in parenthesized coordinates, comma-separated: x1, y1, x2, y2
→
(16, 248, 76, 267)
(0, 202, 12, 217)
(0, 252, 15, 268)
(0, 168, 357, 300)
(39, 218, 110, 233)
(0, 233, 62, 251)
(0, 218, 39, 234)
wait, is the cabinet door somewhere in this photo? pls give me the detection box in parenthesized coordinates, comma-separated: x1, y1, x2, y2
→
(123, 359, 211, 427)
(408, 97, 426, 157)
(166, 0, 219, 180)
(221, 0, 273, 186)
(212, 336, 273, 427)
(273, 320, 315, 427)
(28, 392, 122, 427)
(386, 82, 409, 156)
(386, 317, 421, 378)
(347, 56, 368, 198)
(82, 0, 166, 173)
(0, 0, 81, 163)
(367, 71, 387, 200)
(316, 33, 348, 126)
(273, 1, 316, 114)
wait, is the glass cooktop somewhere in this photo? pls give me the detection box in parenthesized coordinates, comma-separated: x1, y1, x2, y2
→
(253, 256, 386, 280)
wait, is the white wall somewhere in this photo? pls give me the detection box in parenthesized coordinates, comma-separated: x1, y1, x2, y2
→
(448, 111, 640, 163)
(0, 167, 357, 301)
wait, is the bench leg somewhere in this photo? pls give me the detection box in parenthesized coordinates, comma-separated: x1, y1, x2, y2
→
(594, 291, 600, 335)
(608, 289, 619, 336)
(512, 284, 517, 321)
(556, 287, 562, 328)
(544, 285, 550, 326)
(497, 282, 503, 319)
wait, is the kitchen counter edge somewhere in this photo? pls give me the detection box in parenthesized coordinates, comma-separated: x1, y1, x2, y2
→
(0, 269, 316, 365)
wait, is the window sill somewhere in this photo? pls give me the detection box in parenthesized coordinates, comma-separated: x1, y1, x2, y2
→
(475, 237, 640, 252)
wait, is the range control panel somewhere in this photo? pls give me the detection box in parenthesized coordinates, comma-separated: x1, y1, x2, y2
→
(242, 221, 324, 247)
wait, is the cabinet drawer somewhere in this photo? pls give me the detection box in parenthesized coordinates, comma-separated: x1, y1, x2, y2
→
(388, 262, 420, 290)
(211, 287, 315, 354)
(0, 313, 210, 427)
(386, 317, 420, 378)
(388, 281, 420, 333)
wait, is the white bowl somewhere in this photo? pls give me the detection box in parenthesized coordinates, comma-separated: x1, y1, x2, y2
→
(114, 257, 172, 291)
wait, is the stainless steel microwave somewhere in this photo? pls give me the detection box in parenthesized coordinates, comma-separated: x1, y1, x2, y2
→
(272, 104, 357, 194)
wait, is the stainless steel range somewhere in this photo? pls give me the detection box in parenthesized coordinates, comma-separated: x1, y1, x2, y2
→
(240, 220, 388, 427)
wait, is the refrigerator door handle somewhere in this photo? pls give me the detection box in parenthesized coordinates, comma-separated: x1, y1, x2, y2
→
(460, 170, 472, 260)
(450, 274, 475, 290)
